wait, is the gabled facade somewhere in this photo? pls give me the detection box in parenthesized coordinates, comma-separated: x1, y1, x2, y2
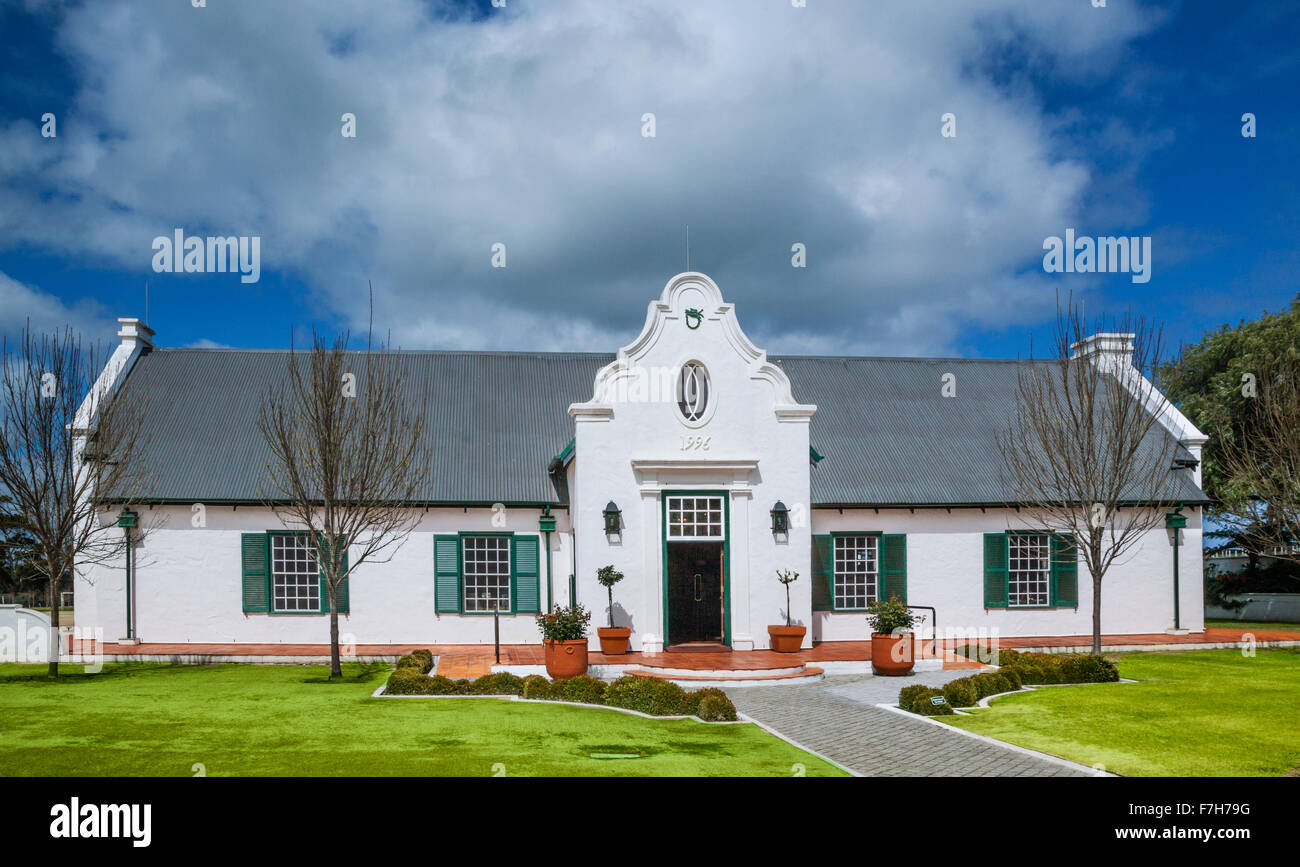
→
(75, 273, 1209, 649)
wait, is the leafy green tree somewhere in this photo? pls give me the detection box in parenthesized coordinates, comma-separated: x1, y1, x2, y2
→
(1159, 294, 1300, 565)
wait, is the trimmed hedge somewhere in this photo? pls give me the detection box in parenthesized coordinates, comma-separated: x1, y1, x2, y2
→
(385, 668, 737, 721)
(470, 673, 525, 696)
(941, 677, 978, 709)
(997, 650, 1119, 685)
(898, 685, 954, 716)
(898, 650, 1119, 713)
(394, 649, 434, 674)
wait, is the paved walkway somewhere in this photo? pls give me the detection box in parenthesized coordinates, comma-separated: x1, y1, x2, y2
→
(727, 672, 1094, 777)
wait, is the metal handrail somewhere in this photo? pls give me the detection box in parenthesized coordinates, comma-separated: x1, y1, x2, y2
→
(905, 605, 938, 660)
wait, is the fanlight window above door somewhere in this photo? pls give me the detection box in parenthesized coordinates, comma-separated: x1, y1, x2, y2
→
(677, 362, 710, 423)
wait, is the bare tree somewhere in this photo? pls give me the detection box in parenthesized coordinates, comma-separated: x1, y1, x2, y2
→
(997, 302, 1186, 655)
(257, 324, 429, 678)
(1214, 353, 1300, 566)
(0, 323, 148, 676)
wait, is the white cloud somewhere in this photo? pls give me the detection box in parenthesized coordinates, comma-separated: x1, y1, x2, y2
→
(3, 0, 1162, 354)
(0, 270, 114, 343)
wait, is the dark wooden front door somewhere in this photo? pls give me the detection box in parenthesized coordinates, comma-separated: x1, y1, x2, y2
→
(666, 541, 725, 645)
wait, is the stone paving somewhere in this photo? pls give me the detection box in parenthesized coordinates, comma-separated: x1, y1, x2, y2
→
(725, 670, 1094, 777)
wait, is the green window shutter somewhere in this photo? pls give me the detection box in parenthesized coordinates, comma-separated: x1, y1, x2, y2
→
(315, 535, 350, 615)
(511, 536, 541, 614)
(434, 535, 462, 614)
(983, 533, 1008, 609)
(1052, 533, 1078, 607)
(336, 538, 350, 615)
(880, 534, 907, 603)
(811, 535, 832, 611)
(241, 532, 269, 613)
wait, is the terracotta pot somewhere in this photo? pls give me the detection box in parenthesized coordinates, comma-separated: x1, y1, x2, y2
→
(767, 624, 807, 653)
(871, 633, 914, 676)
(597, 626, 632, 656)
(544, 638, 589, 679)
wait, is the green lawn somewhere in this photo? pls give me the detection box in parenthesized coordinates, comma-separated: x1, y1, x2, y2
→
(0, 663, 846, 777)
(945, 648, 1300, 776)
(1205, 618, 1300, 632)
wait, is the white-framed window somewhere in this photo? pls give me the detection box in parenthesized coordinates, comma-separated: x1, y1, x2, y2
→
(833, 535, 878, 610)
(462, 536, 511, 612)
(677, 362, 710, 423)
(271, 533, 320, 613)
(1008, 534, 1051, 607)
(666, 495, 725, 540)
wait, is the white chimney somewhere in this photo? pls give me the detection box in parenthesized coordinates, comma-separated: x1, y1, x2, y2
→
(1070, 332, 1135, 368)
(117, 318, 155, 351)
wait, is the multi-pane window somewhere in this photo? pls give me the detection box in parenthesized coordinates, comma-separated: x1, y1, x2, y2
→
(666, 496, 725, 540)
(1008, 534, 1051, 607)
(462, 536, 511, 612)
(271, 533, 320, 612)
(833, 535, 878, 610)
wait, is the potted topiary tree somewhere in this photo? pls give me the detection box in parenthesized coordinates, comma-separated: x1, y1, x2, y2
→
(866, 596, 919, 676)
(536, 603, 592, 679)
(595, 565, 632, 655)
(767, 569, 806, 653)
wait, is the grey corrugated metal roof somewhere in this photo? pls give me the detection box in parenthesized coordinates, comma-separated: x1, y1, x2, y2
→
(773, 356, 1207, 507)
(115, 348, 1207, 507)
(117, 348, 608, 505)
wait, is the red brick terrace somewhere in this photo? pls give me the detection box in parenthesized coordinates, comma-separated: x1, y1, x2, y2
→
(68, 627, 1300, 680)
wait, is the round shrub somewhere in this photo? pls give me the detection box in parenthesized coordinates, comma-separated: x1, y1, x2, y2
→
(906, 687, 954, 716)
(696, 693, 738, 722)
(1060, 654, 1119, 683)
(997, 667, 1023, 690)
(385, 668, 431, 695)
(647, 680, 689, 715)
(607, 676, 689, 716)
(992, 649, 1023, 668)
(898, 683, 932, 710)
(386, 671, 468, 695)
(521, 675, 553, 700)
(942, 677, 978, 708)
(683, 687, 732, 718)
(987, 673, 1014, 694)
(559, 676, 608, 705)
(970, 671, 1018, 699)
(429, 676, 471, 695)
(395, 650, 434, 674)
(471, 672, 526, 696)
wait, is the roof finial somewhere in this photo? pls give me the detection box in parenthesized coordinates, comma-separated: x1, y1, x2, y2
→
(686, 225, 690, 272)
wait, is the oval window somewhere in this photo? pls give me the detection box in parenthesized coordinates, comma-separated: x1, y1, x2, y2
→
(677, 362, 710, 423)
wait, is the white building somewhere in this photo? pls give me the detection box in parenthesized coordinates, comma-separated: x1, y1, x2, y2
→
(76, 273, 1208, 651)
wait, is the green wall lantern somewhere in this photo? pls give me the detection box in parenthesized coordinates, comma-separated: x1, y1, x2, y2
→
(771, 501, 790, 535)
(603, 501, 622, 537)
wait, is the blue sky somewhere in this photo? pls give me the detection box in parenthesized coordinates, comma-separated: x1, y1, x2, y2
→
(0, 0, 1296, 362)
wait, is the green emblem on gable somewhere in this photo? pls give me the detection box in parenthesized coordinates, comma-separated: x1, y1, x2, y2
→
(685, 308, 704, 330)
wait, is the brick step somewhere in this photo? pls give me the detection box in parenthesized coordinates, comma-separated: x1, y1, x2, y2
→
(623, 665, 825, 685)
(630, 663, 808, 678)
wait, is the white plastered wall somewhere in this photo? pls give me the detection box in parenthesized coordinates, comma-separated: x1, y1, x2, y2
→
(811, 507, 1205, 642)
(75, 505, 574, 645)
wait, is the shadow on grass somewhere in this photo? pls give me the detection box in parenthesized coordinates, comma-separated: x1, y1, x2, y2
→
(0, 663, 182, 685)
(301, 662, 391, 685)
(1, 660, 392, 687)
